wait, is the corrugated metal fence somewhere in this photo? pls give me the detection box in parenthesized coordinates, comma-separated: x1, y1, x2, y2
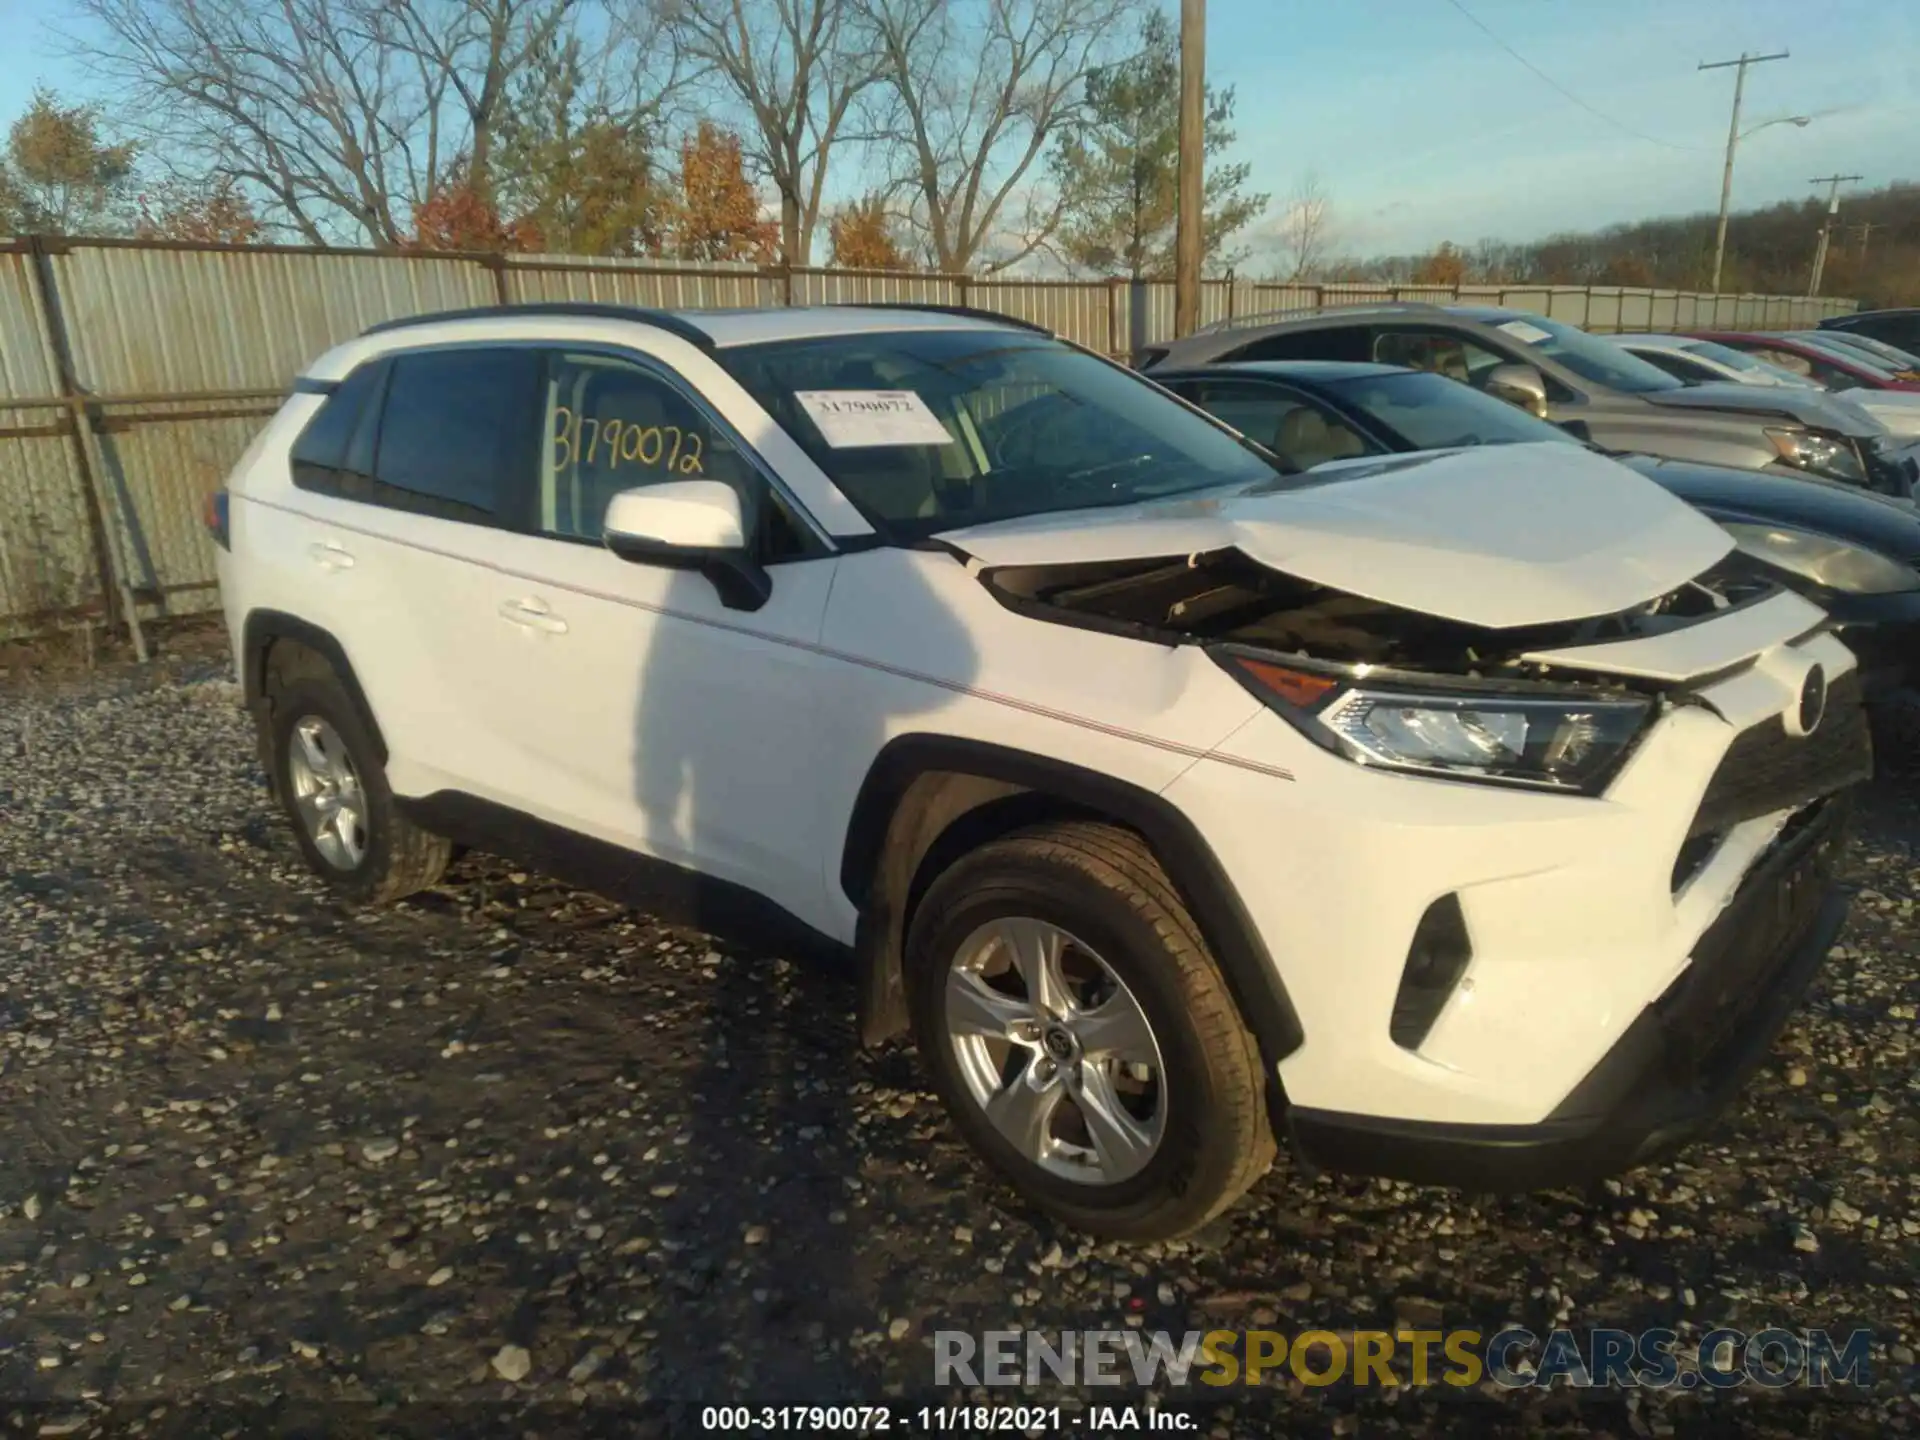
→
(0, 233, 1860, 638)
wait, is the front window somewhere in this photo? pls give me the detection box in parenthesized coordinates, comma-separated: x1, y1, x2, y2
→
(1479, 312, 1684, 394)
(1322, 370, 1579, 452)
(718, 330, 1282, 540)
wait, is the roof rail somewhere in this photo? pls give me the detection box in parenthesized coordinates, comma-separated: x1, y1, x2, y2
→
(362, 302, 715, 349)
(840, 302, 1052, 335)
(1191, 299, 1449, 338)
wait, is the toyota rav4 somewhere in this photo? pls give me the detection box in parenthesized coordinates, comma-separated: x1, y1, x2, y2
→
(209, 303, 1869, 1241)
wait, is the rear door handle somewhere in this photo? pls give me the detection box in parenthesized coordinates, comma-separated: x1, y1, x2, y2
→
(498, 597, 568, 635)
(309, 541, 355, 571)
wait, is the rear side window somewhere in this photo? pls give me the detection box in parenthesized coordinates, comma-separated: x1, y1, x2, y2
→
(1230, 328, 1372, 364)
(375, 349, 541, 521)
(290, 363, 385, 494)
(1636, 349, 1716, 383)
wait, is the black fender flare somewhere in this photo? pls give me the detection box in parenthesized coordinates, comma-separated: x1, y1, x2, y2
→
(240, 610, 388, 765)
(840, 734, 1304, 1078)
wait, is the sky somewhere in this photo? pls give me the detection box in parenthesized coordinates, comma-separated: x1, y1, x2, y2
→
(1, 0, 1916, 262)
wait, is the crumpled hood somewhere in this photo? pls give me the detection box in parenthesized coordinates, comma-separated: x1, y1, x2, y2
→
(1641, 381, 1883, 436)
(939, 443, 1734, 630)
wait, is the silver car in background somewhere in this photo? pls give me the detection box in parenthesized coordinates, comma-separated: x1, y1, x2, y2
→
(1610, 332, 1823, 390)
(1143, 304, 1914, 496)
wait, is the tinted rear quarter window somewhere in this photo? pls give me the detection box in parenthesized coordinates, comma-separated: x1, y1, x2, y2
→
(1231, 328, 1373, 364)
(375, 349, 541, 521)
(290, 363, 386, 493)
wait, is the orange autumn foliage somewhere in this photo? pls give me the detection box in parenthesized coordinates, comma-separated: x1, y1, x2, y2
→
(1410, 241, 1467, 286)
(828, 195, 907, 270)
(134, 183, 262, 244)
(409, 181, 542, 252)
(670, 122, 777, 263)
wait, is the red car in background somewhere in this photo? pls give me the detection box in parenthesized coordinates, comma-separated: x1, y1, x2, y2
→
(1688, 331, 1920, 393)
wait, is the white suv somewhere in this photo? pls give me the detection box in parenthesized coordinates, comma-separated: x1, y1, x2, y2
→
(210, 303, 1869, 1240)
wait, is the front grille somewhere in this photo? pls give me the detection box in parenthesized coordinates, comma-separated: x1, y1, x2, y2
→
(1688, 670, 1871, 839)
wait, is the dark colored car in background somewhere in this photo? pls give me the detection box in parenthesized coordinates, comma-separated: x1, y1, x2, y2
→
(1142, 304, 1910, 495)
(1822, 307, 1920, 353)
(1153, 359, 1920, 723)
(1690, 331, 1920, 393)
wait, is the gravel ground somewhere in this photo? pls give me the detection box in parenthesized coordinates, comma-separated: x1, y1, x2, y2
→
(1, 643, 1916, 1438)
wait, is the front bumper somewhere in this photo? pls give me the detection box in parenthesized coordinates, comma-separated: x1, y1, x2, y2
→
(1161, 612, 1865, 1142)
(1285, 794, 1852, 1191)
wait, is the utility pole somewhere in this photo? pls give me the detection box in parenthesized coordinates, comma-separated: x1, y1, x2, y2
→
(1806, 173, 1863, 296)
(1699, 50, 1790, 293)
(1174, 0, 1205, 337)
(1857, 220, 1877, 263)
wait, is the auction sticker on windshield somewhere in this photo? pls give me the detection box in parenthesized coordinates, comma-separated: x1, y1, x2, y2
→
(795, 390, 956, 448)
(1497, 320, 1554, 345)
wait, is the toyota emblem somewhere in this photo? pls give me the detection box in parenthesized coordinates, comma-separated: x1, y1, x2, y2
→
(1793, 664, 1828, 738)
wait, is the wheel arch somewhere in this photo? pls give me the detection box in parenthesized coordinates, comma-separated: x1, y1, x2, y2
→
(841, 734, 1304, 1078)
(241, 611, 389, 788)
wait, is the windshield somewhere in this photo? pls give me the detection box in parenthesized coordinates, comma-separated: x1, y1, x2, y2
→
(1482, 311, 1684, 394)
(719, 330, 1283, 540)
(1326, 370, 1579, 451)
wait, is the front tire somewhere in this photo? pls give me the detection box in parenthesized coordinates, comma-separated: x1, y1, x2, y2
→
(269, 677, 451, 905)
(906, 821, 1273, 1241)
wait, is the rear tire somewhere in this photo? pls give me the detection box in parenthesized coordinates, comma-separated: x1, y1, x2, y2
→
(906, 820, 1273, 1241)
(269, 677, 450, 904)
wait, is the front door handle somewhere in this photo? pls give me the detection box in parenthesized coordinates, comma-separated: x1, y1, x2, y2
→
(309, 541, 355, 571)
(497, 597, 568, 635)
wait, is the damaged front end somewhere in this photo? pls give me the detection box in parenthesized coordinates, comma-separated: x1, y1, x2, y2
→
(981, 548, 1789, 794)
(982, 546, 1778, 678)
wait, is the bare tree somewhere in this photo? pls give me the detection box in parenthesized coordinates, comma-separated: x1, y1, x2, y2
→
(668, 0, 881, 266)
(851, 0, 1142, 274)
(1274, 170, 1330, 281)
(383, 0, 580, 203)
(63, 0, 658, 247)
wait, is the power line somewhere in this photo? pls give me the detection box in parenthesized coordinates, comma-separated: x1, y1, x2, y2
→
(1441, 0, 1710, 153)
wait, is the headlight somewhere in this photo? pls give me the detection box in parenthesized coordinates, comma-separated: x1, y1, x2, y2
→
(1720, 521, 1920, 594)
(1221, 653, 1651, 793)
(1766, 427, 1865, 482)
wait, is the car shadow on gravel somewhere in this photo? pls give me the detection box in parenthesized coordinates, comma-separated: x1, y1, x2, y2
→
(634, 940, 877, 1415)
(622, 537, 980, 1413)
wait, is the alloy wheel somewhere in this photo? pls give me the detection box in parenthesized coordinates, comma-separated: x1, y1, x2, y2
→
(944, 917, 1167, 1185)
(286, 715, 367, 870)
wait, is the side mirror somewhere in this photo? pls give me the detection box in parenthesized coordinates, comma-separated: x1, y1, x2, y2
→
(1483, 362, 1550, 418)
(603, 480, 771, 612)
